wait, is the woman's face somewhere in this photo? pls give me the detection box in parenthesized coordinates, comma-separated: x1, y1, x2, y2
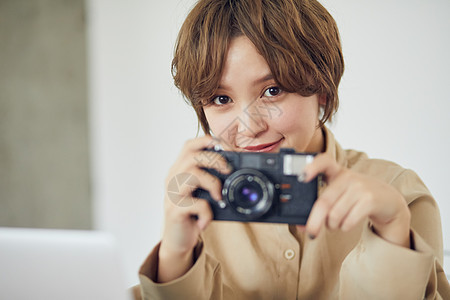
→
(203, 36, 325, 153)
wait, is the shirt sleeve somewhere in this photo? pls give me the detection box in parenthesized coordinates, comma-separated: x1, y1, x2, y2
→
(137, 239, 235, 300)
(339, 169, 450, 299)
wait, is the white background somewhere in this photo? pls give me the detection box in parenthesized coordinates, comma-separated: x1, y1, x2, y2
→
(86, 0, 450, 286)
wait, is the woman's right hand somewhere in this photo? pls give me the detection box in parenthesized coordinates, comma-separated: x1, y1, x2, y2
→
(157, 136, 231, 283)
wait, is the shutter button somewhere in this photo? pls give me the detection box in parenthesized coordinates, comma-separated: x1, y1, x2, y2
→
(284, 249, 295, 260)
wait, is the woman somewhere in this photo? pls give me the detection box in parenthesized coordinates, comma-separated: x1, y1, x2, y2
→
(133, 0, 449, 299)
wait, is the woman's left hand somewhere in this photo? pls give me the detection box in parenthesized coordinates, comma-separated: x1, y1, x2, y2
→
(302, 153, 411, 248)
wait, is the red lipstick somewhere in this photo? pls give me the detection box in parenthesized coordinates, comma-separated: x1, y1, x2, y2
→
(242, 138, 283, 152)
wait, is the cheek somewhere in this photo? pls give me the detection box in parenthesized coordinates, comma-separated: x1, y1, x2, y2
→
(204, 110, 236, 141)
(271, 101, 319, 133)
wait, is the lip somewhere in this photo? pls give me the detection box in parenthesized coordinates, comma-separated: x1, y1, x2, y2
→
(242, 138, 284, 153)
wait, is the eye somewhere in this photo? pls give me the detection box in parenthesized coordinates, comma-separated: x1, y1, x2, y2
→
(263, 86, 281, 97)
(211, 95, 232, 105)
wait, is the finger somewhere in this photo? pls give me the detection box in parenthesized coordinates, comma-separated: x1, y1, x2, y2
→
(326, 187, 359, 230)
(187, 198, 214, 231)
(193, 168, 224, 201)
(305, 195, 331, 238)
(193, 150, 232, 175)
(296, 225, 306, 232)
(182, 135, 218, 152)
(173, 168, 223, 201)
(306, 174, 349, 234)
(340, 197, 372, 232)
(303, 153, 341, 183)
(170, 136, 219, 176)
(165, 198, 214, 235)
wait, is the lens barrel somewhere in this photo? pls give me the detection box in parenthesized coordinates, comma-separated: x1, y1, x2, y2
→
(222, 169, 274, 218)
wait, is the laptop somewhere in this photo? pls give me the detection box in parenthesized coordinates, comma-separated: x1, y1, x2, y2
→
(0, 227, 133, 300)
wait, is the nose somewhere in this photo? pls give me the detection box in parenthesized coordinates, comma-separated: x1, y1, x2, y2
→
(236, 101, 268, 140)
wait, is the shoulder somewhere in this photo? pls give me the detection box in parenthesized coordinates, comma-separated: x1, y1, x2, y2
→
(344, 149, 404, 181)
(343, 149, 432, 205)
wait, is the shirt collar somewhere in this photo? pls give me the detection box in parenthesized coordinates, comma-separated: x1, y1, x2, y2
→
(322, 126, 347, 167)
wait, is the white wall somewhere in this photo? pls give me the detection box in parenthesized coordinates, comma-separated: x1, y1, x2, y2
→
(87, 0, 450, 286)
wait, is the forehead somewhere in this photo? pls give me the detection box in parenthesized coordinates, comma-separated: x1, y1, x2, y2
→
(220, 36, 272, 86)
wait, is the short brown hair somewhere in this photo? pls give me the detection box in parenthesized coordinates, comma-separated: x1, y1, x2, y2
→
(172, 0, 344, 134)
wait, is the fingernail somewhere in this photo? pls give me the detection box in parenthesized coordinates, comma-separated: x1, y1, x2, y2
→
(197, 219, 207, 231)
(217, 200, 227, 209)
(211, 137, 224, 151)
(214, 144, 224, 151)
(298, 171, 307, 182)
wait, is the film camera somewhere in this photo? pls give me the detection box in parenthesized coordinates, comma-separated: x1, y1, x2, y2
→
(193, 148, 320, 225)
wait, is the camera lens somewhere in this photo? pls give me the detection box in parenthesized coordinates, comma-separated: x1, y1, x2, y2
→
(222, 169, 274, 219)
(236, 180, 263, 208)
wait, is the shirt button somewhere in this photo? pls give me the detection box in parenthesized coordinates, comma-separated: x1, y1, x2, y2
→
(284, 249, 295, 260)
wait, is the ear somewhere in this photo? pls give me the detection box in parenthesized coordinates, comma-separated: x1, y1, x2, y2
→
(318, 94, 327, 106)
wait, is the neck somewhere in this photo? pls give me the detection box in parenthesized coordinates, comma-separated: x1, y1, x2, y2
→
(307, 126, 326, 153)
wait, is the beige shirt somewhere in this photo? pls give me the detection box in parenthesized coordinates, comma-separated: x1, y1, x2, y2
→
(135, 128, 450, 299)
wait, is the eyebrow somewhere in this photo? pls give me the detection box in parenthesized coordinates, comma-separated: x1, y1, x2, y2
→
(218, 73, 275, 90)
(254, 73, 275, 85)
